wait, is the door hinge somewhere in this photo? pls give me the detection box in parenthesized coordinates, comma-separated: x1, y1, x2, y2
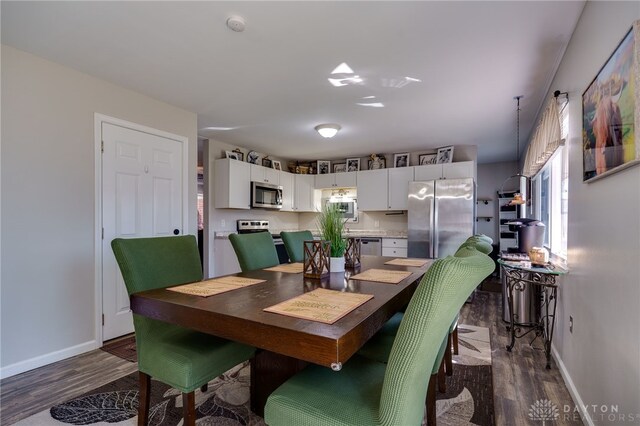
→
(101, 140, 104, 153)
(102, 314, 105, 326)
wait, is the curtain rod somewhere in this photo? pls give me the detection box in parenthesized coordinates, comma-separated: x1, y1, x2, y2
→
(553, 90, 568, 99)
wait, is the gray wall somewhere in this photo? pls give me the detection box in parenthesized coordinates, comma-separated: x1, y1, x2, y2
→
(538, 4, 640, 422)
(1, 46, 198, 376)
(476, 161, 518, 241)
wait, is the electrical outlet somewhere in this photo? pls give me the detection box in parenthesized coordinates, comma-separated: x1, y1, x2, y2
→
(221, 219, 226, 228)
(569, 316, 573, 333)
(374, 220, 380, 228)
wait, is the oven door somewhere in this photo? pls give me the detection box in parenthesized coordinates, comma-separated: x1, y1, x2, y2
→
(252, 181, 283, 209)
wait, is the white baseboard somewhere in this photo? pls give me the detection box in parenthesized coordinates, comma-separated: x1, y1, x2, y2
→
(551, 344, 594, 426)
(0, 340, 99, 380)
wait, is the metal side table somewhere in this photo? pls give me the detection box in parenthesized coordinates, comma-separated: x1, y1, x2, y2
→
(498, 259, 567, 369)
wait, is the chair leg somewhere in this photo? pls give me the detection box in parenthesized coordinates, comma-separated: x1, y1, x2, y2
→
(445, 334, 453, 377)
(452, 325, 459, 355)
(437, 359, 446, 393)
(138, 372, 151, 426)
(182, 391, 196, 426)
(426, 373, 437, 426)
(201, 384, 208, 393)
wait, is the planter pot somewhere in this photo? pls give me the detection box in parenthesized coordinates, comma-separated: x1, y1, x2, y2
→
(330, 256, 345, 273)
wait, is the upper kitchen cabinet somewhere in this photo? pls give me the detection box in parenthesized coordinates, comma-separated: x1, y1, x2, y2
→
(388, 167, 415, 210)
(315, 171, 357, 189)
(279, 171, 294, 212)
(214, 158, 251, 209)
(250, 163, 280, 185)
(294, 174, 317, 212)
(414, 161, 475, 181)
(357, 169, 388, 211)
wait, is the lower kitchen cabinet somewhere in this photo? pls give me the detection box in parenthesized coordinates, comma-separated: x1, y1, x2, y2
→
(382, 238, 408, 258)
(213, 237, 241, 277)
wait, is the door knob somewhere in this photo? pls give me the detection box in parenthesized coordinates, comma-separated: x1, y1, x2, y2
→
(173, 229, 180, 235)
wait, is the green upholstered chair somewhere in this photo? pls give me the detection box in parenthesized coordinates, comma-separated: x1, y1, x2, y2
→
(472, 234, 493, 245)
(111, 236, 256, 426)
(229, 232, 280, 272)
(280, 230, 314, 263)
(264, 250, 494, 426)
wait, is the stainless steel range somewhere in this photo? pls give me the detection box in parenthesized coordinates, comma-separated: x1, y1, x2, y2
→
(236, 220, 289, 264)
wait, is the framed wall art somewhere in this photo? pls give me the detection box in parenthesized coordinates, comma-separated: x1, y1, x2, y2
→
(582, 21, 640, 182)
(346, 158, 360, 172)
(436, 146, 454, 164)
(333, 163, 346, 173)
(393, 153, 409, 167)
(419, 153, 437, 165)
(317, 160, 330, 174)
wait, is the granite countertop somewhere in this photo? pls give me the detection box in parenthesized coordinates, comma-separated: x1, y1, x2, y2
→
(214, 230, 407, 239)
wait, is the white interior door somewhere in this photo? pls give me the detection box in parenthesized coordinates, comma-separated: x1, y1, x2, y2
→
(102, 122, 183, 341)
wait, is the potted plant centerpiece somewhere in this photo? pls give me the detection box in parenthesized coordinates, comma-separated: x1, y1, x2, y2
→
(317, 203, 347, 272)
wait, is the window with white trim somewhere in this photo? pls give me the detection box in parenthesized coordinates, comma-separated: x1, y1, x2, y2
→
(532, 99, 569, 259)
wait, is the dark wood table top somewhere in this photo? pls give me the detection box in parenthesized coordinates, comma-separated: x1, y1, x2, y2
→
(130, 255, 434, 369)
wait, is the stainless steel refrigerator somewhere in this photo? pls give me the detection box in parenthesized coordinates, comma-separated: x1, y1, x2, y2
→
(408, 178, 475, 259)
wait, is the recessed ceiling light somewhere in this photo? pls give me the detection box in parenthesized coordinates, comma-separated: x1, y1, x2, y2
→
(405, 76, 422, 82)
(362, 96, 376, 99)
(315, 123, 341, 138)
(331, 62, 355, 74)
(201, 126, 235, 131)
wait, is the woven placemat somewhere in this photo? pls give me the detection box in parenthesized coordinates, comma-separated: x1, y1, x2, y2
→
(264, 263, 304, 273)
(384, 258, 429, 267)
(167, 276, 266, 297)
(263, 288, 374, 324)
(349, 268, 412, 284)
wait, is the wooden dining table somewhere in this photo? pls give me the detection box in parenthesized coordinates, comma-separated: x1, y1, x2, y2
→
(130, 255, 434, 415)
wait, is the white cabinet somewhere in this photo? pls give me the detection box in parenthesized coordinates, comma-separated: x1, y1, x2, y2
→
(388, 167, 414, 210)
(414, 161, 475, 181)
(213, 237, 241, 277)
(358, 168, 414, 211)
(315, 172, 357, 189)
(357, 169, 388, 211)
(250, 164, 279, 185)
(214, 159, 251, 209)
(382, 238, 408, 258)
(294, 174, 317, 212)
(279, 171, 295, 212)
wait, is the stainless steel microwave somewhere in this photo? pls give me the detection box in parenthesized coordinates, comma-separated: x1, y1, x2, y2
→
(251, 181, 283, 209)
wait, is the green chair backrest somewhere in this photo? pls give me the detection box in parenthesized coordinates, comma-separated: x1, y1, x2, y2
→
(280, 231, 314, 263)
(111, 235, 204, 354)
(229, 232, 280, 272)
(378, 251, 494, 425)
(458, 239, 493, 255)
(472, 234, 493, 245)
(111, 235, 202, 295)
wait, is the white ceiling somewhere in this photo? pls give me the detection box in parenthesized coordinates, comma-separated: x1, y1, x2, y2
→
(1, 1, 585, 163)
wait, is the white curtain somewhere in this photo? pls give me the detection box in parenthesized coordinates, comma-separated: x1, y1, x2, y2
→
(522, 97, 565, 177)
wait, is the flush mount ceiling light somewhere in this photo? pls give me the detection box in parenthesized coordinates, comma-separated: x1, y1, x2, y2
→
(315, 123, 341, 138)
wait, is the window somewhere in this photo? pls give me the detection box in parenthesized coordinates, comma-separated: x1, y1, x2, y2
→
(532, 100, 569, 259)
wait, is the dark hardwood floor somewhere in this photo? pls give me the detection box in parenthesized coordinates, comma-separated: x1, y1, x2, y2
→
(0, 288, 581, 425)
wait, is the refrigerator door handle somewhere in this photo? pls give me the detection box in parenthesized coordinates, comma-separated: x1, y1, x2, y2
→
(432, 196, 438, 258)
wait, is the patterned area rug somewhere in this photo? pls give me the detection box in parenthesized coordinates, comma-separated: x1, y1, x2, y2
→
(16, 325, 493, 426)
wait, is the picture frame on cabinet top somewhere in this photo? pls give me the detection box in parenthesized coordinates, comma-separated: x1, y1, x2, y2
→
(436, 146, 454, 164)
(272, 160, 282, 171)
(317, 160, 331, 174)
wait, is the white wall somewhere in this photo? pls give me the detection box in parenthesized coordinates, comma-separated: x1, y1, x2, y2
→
(0, 46, 198, 376)
(476, 161, 518, 241)
(537, 4, 640, 423)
